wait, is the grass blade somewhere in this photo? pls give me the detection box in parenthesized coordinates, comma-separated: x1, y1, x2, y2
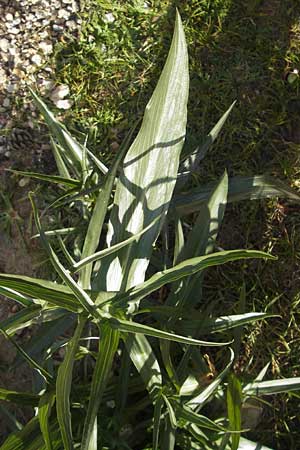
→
(187, 348, 234, 409)
(244, 378, 300, 395)
(125, 333, 162, 401)
(115, 249, 275, 309)
(57, 316, 86, 450)
(0, 274, 81, 312)
(0, 388, 40, 406)
(227, 374, 242, 450)
(81, 324, 119, 450)
(8, 170, 80, 188)
(110, 317, 230, 347)
(174, 175, 300, 215)
(38, 390, 55, 450)
(30, 193, 98, 317)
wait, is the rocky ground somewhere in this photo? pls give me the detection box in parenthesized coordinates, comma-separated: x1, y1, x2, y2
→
(0, 0, 82, 162)
(0, 0, 83, 439)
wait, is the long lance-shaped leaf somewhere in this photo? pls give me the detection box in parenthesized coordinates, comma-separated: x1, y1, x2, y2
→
(30, 88, 87, 175)
(153, 396, 163, 450)
(8, 170, 80, 188)
(38, 391, 55, 450)
(167, 171, 228, 314)
(125, 333, 162, 401)
(74, 215, 160, 273)
(186, 348, 234, 409)
(173, 175, 300, 215)
(0, 286, 32, 307)
(0, 388, 40, 406)
(57, 316, 86, 450)
(0, 274, 81, 312)
(0, 327, 53, 384)
(227, 374, 242, 450)
(177, 312, 275, 336)
(79, 120, 139, 289)
(177, 101, 236, 189)
(93, 10, 189, 292)
(0, 305, 42, 335)
(174, 402, 225, 432)
(109, 317, 230, 346)
(243, 378, 300, 396)
(114, 249, 276, 309)
(50, 136, 71, 179)
(30, 194, 99, 318)
(81, 324, 120, 450)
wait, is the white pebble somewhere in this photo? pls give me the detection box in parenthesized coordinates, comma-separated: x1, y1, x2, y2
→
(0, 38, 9, 52)
(50, 84, 70, 100)
(54, 99, 73, 110)
(31, 54, 42, 65)
(104, 12, 115, 23)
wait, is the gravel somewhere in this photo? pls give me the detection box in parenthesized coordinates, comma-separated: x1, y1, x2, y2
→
(0, 0, 82, 161)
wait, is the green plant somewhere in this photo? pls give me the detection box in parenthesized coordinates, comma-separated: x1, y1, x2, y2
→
(0, 12, 300, 450)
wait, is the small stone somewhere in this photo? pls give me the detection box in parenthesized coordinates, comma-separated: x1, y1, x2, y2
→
(31, 54, 42, 65)
(4, 150, 11, 158)
(5, 12, 13, 21)
(65, 20, 76, 30)
(104, 12, 115, 23)
(58, 8, 70, 19)
(39, 41, 53, 54)
(0, 146, 6, 154)
(9, 27, 20, 35)
(3, 98, 10, 107)
(0, 38, 9, 52)
(54, 99, 73, 109)
(53, 24, 64, 32)
(6, 83, 17, 93)
(50, 84, 70, 101)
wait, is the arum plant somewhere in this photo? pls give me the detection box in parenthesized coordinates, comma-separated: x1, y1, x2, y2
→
(1, 11, 300, 450)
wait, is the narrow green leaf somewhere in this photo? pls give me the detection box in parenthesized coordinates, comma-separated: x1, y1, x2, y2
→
(94, 10, 189, 291)
(115, 249, 276, 309)
(0, 388, 40, 406)
(30, 88, 86, 174)
(0, 327, 53, 384)
(187, 348, 234, 409)
(80, 119, 140, 289)
(57, 316, 86, 450)
(38, 390, 55, 450)
(0, 286, 32, 307)
(8, 170, 80, 188)
(179, 101, 236, 186)
(153, 396, 163, 450)
(174, 402, 224, 432)
(125, 333, 162, 401)
(244, 377, 300, 395)
(163, 395, 177, 428)
(0, 273, 81, 312)
(31, 227, 77, 239)
(74, 215, 160, 272)
(173, 175, 300, 215)
(0, 305, 41, 335)
(173, 214, 185, 265)
(81, 324, 120, 450)
(50, 136, 71, 179)
(227, 374, 242, 450)
(110, 316, 230, 347)
(177, 312, 274, 336)
(30, 193, 98, 317)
